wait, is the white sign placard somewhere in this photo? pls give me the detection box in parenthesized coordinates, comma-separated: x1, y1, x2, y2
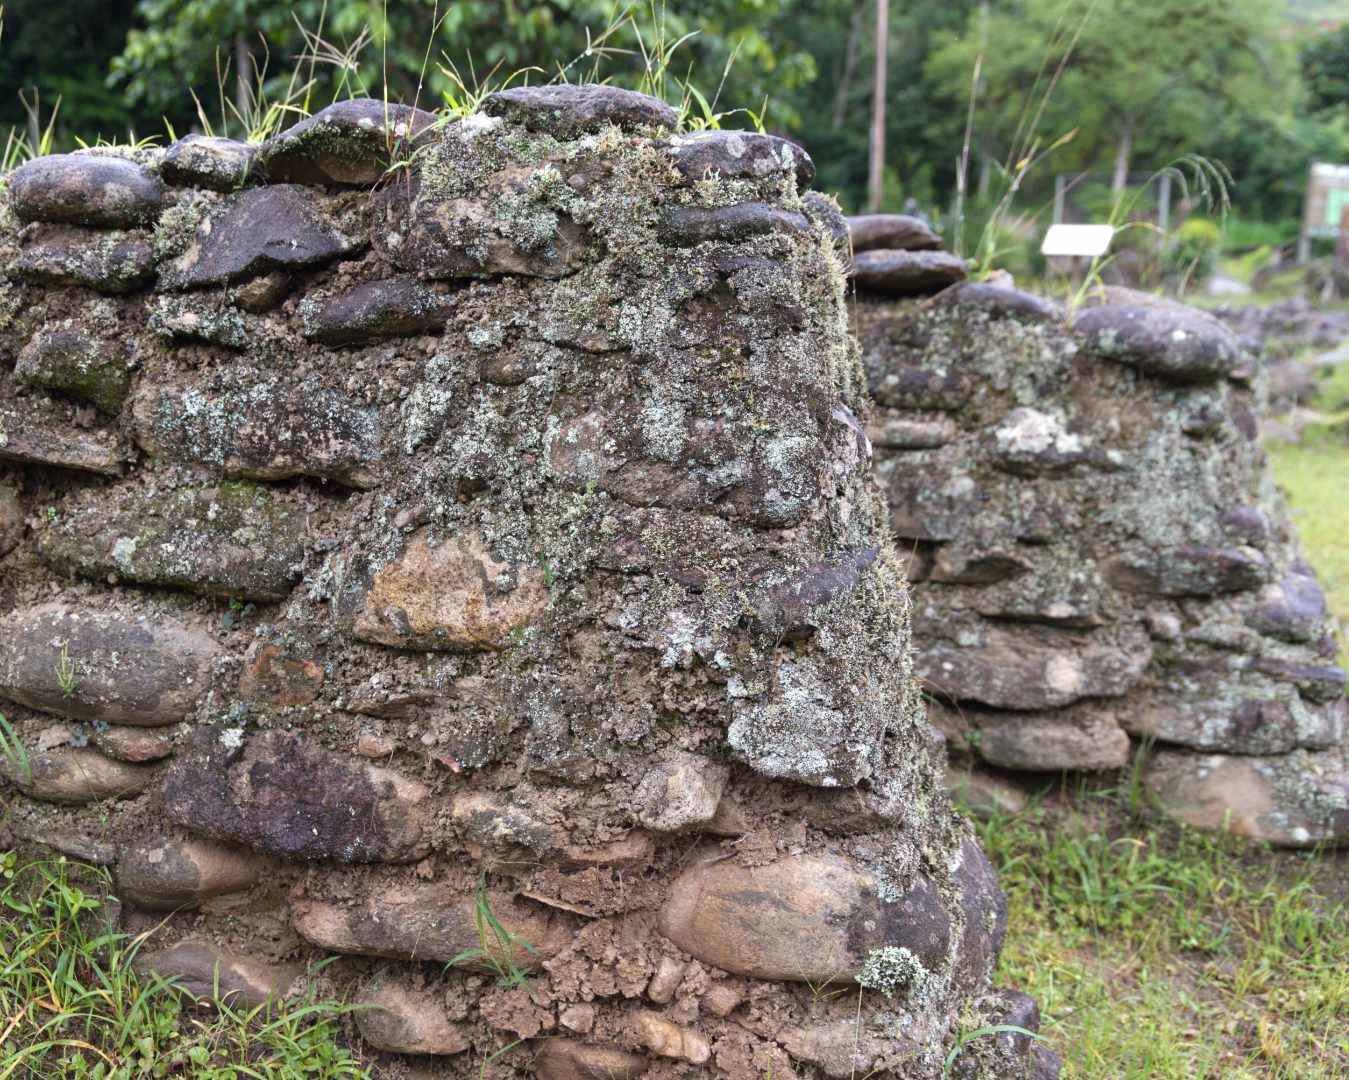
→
(1041, 224, 1115, 257)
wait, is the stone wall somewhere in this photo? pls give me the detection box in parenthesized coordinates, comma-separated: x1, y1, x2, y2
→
(0, 93, 1055, 1079)
(848, 219, 1348, 848)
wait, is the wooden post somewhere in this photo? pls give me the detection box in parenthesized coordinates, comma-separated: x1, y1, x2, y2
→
(866, 0, 888, 213)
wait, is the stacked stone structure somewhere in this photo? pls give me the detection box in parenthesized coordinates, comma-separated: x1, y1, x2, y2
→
(0, 93, 1055, 1078)
(849, 217, 1348, 848)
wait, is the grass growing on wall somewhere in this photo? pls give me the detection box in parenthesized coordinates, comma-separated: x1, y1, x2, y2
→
(0, 856, 370, 1079)
(976, 782, 1349, 1080)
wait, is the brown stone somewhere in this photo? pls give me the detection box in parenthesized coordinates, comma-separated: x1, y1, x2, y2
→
(134, 941, 298, 1008)
(3, 748, 156, 804)
(0, 603, 220, 726)
(238, 645, 324, 707)
(532, 1040, 648, 1080)
(352, 529, 549, 651)
(665, 130, 815, 189)
(846, 214, 941, 254)
(355, 978, 470, 1056)
(646, 957, 686, 1004)
(118, 836, 271, 910)
(15, 226, 154, 294)
(0, 388, 125, 475)
(300, 276, 453, 345)
(161, 135, 256, 191)
(92, 726, 174, 763)
(162, 729, 430, 863)
(945, 766, 1030, 820)
(482, 84, 677, 136)
(850, 249, 967, 295)
(632, 1012, 710, 1064)
(975, 710, 1132, 772)
(0, 483, 23, 558)
(291, 885, 572, 966)
(658, 851, 950, 983)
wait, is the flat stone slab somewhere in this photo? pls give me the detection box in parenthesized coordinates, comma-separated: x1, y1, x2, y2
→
(163, 729, 431, 863)
(846, 214, 941, 253)
(161, 184, 360, 287)
(259, 98, 440, 186)
(973, 706, 1132, 772)
(15, 226, 155, 294)
(0, 603, 220, 726)
(1073, 303, 1245, 383)
(851, 250, 967, 295)
(0, 385, 126, 475)
(3, 747, 157, 804)
(38, 482, 308, 602)
(9, 153, 164, 228)
(132, 376, 381, 488)
(482, 84, 677, 136)
(1106, 545, 1271, 597)
(134, 941, 299, 1008)
(665, 130, 815, 188)
(658, 203, 809, 246)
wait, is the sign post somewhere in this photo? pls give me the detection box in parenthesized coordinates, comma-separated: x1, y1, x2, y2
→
(1299, 162, 1349, 264)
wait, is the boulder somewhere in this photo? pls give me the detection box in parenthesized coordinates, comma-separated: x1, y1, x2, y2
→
(118, 836, 271, 910)
(160, 135, 257, 191)
(160, 185, 360, 287)
(355, 978, 470, 1055)
(352, 529, 549, 651)
(16, 226, 155, 293)
(134, 941, 298, 1008)
(658, 851, 951, 982)
(162, 729, 430, 863)
(665, 130, 815, 189)
(9, 153, 164, 228)
(482, 84, 678, 136)
(851, 250, 967, 295)
(38, 483, 308, 602)
(1073, 303, 1244, 383)
(258, 99, 440, 187)
(0, 603, 220, 726)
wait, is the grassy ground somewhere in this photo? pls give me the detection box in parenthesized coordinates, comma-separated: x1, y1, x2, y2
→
(976, 779, 1349, 1080)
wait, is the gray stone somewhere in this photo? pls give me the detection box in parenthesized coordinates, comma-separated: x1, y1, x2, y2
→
(1106, 545, 1271, 597)
(933, 280, 1063, 322)
(851, 250, 967, 295)
(16, 226, 154, 293)
(258, 99, 440, 187)
(634, 752, 729, 833)
(134, 942, 298, 1008)
(657, 203, 809, 246)
(866, 415, 956, 449)
(0, 603, 220, 726)
(659, 851, 951, 982)
(1074, 303, 1244, 383)
(482, 84, 677, 136)
(748, 546, 880, 639)
(846, 214, 941, 254)
(2, 748, 156, 804)
(944, 766, 1030, 819)
(147, 295, 248, 348)
(0, 483, 23, 558)
(160, 135, 257, 191)
(161, 185, 360, 288)
(132, 377, 381, 489)
(40, 482, 306, 602)
(665, 130, 815, 188)
(16, 323, 133, 413)
(918, 623, 1152, 711)
(9, 153, 164, 228)
(299, 276, 453, 344)
(950, 838, 1008, 991)
(118, 836, 271, 910)
(163, 728, 431, 863)
(0, 395, 125, 474)
(1251, 657, 1347, 704)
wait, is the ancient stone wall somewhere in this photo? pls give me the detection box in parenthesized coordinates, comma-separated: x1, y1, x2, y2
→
(848, 219, 1348, 848)
(0, 93, 1055, 1079)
